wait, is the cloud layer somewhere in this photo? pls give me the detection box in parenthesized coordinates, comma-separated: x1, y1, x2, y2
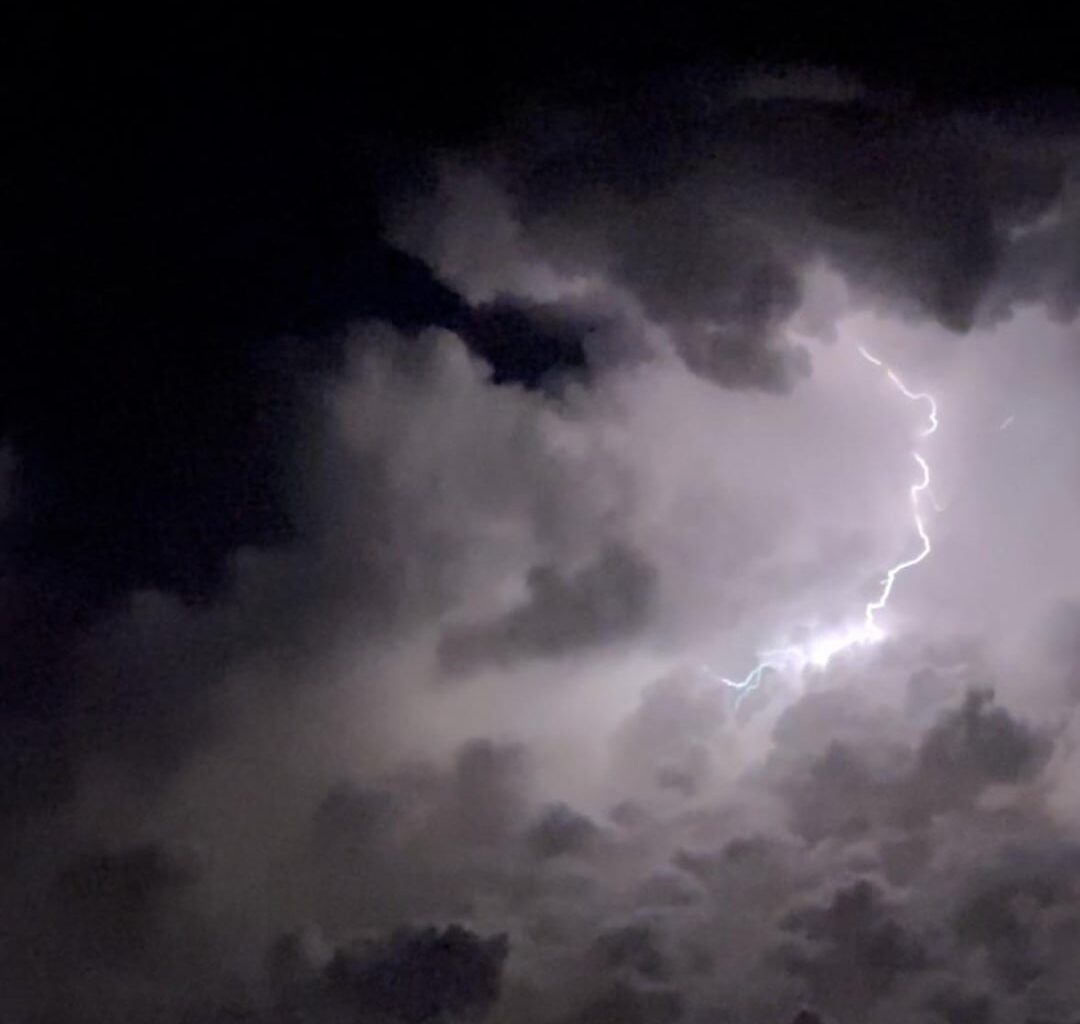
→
(8, 59, 1080, 1024)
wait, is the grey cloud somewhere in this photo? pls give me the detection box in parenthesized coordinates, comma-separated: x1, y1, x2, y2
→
(767, 687, 1051, 847)
(768, 689, 899, 768)
(301, 737, 537, 933)
(0, 323, 639, 820)
(14, 57, 1080, 1024)
(789, 1012, 829, 1024)
(775, 879, 928, 1014)
(265, 925, 332, 993)
(0, 840, 225, 1024)
(764, 690, 912, 843)
(312, 782, 402, 860)
(265, 923, 508, 1024)
(321, 925, 508, 1024)
(925, 988, 994, 1024)
(782, 739, 904, 844)
(527, 803, 602, 860)
(392, 84, 1079, 394)
(611, 668, 728, 801)
(634, 867, 706, 909)
(910, 688, 1051, 815)
(878, 833, 933, 888)
(590, 921, 669, 982)
(57, 842, 203, 964)
(439, 543, 657, 673)
(949, 843, 1080, 993)
(449, 738, 533, 846)
(570, 981, 683, 1024)
(1040, 600, 1080, 703)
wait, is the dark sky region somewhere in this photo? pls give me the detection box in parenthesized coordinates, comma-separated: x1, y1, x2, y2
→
(8, 8, 1080, 1024)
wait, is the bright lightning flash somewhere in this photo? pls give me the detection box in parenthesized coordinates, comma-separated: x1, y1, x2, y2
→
(701, 343, 940, 700)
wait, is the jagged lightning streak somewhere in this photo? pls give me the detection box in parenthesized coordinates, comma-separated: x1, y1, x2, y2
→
(701, 343, 940, 700)
(857, 346, 939, 437)
(856, 345, 937, 640)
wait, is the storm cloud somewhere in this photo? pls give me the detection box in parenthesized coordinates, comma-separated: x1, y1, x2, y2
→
(8, 12, 1080, 1024)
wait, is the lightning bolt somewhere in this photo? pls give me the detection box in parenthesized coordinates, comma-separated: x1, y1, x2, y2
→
(700, 343, 940, 701)
(855, 346, 939, 438)
(857, 345, 937, 640)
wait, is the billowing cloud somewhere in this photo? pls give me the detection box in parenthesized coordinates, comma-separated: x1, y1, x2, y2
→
(10, 35, 1080, 1024)
(269, 923, 509, 1023)
(440, 543, 658, 673)
(389, 78, 1077, 394)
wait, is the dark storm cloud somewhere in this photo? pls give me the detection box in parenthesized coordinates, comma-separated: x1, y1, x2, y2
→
(634, 866, 706, 909)
(0, 320, 625, 820)
(527, 803, 602, 860)
(768, 688, 1052, 844)
(391, 78, 1080, 395)
(946, 841, 1080, 992)
(439, 543, 657, 674)
(571, 981, 684, 1024)
(774, 879, 929, 1012)
(10, 12, 1080, 1024)
(312, 783, 402, 859)
(6, 652, 1077, 1022)
(790, 1012, 829, 1024)
(457, 299, 591, 388)
(270, 924, 509, 1024)
(590, 920, 670, 981)
(56, 842, 203, 965)
(912, 688, 1051, 810)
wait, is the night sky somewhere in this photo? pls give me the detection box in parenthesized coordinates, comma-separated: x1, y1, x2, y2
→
(7, 9, 1080, 1023)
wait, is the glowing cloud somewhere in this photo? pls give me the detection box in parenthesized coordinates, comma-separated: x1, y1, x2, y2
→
(701, 342, 940, 699)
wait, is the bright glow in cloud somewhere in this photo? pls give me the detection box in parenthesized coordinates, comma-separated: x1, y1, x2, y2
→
(701, 340, 941, 699)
